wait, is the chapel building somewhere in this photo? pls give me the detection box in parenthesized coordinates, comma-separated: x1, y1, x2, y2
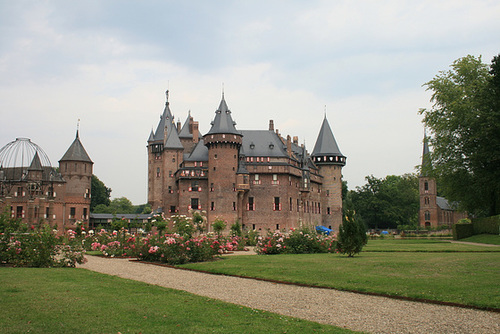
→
(418, 133, 467, 227)
(147, 92, 346, 232)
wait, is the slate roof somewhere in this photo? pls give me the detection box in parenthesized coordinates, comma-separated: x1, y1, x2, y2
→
(28, 152, 43, 171)
(179, 112, 194, 139)
(311, 116, 344, 157)
(184, 139, 208, 161)
(150, 92, 184, 149)
(59, 131, 93, 163)
(240, 130, 288, 157)
(436, 196, 458, 211)
(205, 95, 241, 136)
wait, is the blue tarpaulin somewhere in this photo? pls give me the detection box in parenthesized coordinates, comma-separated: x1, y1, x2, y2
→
(316, 225, 333, 235)
(381, 231, 389, 235)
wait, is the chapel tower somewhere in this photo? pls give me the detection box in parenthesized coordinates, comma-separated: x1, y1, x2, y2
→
(419, 132, 438, 227)
(203, 94, 242, 226)
(311, 115, 346, 232)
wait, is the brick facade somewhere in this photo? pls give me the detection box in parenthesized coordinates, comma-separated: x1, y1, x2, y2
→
(148, 92, 346, 233)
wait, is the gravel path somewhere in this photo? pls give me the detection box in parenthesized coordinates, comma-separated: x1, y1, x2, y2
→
(78, 256, 499, 334)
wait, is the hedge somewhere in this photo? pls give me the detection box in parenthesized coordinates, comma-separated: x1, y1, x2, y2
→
(472, 215, 500, 235)
(452, 223, 474, 240)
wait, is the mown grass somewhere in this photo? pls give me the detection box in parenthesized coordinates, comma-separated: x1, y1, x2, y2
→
(0, 268, 355, 334)
(460, 234, 500, 245)
(364, 238, 500, 252)
(180, 240, 500, 310)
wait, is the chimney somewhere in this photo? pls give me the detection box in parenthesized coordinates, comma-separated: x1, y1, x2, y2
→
(269, 120, 274, 131)
(177, 120, 181, 133)
(192, 121, 199, 144)
(293, 136, 298, 145)
(287, 135, 292, 157)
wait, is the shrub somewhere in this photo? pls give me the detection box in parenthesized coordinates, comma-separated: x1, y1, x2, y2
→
(336, 210, 368, 257)
(453, 221, 474, 240)
(255, 229, 336, 255)
(211, 218, 227, 236)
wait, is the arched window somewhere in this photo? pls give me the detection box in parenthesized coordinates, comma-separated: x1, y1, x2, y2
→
(425, 211, 430, 220)
(424, 197, 429, 205)
(424, 181, 429, 191)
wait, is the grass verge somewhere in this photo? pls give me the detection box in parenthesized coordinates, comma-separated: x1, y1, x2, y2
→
(460, 234, 500, 245)
(364, 238, 500, 252)
(180, 250, 500, 310)
(0, 268, 355, 334)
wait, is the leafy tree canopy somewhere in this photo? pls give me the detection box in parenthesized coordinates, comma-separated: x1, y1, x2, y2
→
(91, 175, 111, 211)
(420, 54, 500, 216)
(347, 174, 419, 229)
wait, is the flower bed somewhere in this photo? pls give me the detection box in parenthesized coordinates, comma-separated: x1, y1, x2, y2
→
(255, 228, 337, 255)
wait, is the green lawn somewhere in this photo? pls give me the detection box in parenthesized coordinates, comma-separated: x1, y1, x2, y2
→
(0, 268, 355, 334)
(180, 240, 500, 310)
(460, 234, 500, 245)
(364, 238, 500, 252)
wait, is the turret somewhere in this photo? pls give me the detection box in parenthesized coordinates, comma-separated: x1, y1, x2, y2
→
(419, 131, 438, 227)
(311, 115, 346, 232)
(59, 129, 93, 229)
(203, 94, 242, 228)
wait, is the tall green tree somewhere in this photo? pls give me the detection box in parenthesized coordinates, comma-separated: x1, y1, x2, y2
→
(90, 175, 111, 212)
(349, 174, 419, 229)
(336, 209, 367, 257)
(420, 54, 500, 216)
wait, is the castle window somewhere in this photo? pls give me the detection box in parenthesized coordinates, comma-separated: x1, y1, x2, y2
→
(190, 198, 200, 210)
(34, 207, 38, 219)
(156, 168, 160, 177)
(210, 202, 215, 211)
(233, 183, 236, 191)
(318, 203, 321, 214)
(169, 171, 173, 177)
(85, 189, 90, 198)
(16, 206, 23, 218)
(327, 207, 331, 215)
(83, 208, 88, 219)
(289, 197, 293, 211)
(168, 186, 173, 194)
(17, 187, 23, 197)
(425, 211, 430, 221)
(191, 181, 199, 192)
(45, 207, 50, 219)
(253, 174, 261, 185)
(214, 154, 218, 159)
(210, 183, 214, 192)
(297, 199, 300, 212)
(172, 158, 175, 162)
(155, 153, 161, 160)
(272, 174, 279, 185)
(276, 224, 280, 230)
(70, 207, 76, 219)
(273, 197, 281, 211)
(232, 202, 236, 211)
(248, 197, 255, 211)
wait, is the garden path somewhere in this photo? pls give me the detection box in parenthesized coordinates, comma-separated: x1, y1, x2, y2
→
(78, 256, 499, 334)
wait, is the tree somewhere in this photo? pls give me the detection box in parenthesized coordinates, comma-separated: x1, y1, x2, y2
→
(91, 175, 111, 212)
(349, 174, 419, 229)
(93, 197, 135, 214)
(420, 55, 500, 216)
(336, 209, 367, 257)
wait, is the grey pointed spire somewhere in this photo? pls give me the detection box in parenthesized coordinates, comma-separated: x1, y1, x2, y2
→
(311, 116, 346, 166)
(420, 130, 432, 176)
(28, 152, 43, 171)
(206, 95, 240, 136)
(60, 130, 93, 163)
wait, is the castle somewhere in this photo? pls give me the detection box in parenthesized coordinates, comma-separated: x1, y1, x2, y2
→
(0, 132, 93, 232)
(147, 92, 346, 232)
(419, 133, 467, 227)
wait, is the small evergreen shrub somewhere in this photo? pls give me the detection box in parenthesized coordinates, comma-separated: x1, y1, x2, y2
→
(336, 210, 368, 257)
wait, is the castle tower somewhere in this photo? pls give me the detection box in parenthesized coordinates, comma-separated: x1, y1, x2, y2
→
(203, 94, 242, 227)
(147, 90, 184, 214)
(419, 132, 438, 227)
(59, 129, 93, 230)
(311, 115, 346, 232)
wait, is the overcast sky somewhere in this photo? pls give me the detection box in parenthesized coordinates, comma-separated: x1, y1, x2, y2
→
(1, 1, 499, 204)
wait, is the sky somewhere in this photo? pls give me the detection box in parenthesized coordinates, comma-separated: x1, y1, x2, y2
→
(1, 1, 499, 205)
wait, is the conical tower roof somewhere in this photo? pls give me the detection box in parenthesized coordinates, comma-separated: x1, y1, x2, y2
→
(28, 152, 43, 171)
(206, 94, 241, 136)
(311, 116, 346, 166)
(60, 130, 93, 163)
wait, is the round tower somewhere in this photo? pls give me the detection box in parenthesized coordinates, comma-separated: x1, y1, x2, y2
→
(59, 129, 93, 230)
(203, 94, 242, 228)
(311, 116, 346, 232)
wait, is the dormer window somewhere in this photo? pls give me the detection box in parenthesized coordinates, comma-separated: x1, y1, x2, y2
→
(269, 143, 274, 149)
(250, 143, 255, 149)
